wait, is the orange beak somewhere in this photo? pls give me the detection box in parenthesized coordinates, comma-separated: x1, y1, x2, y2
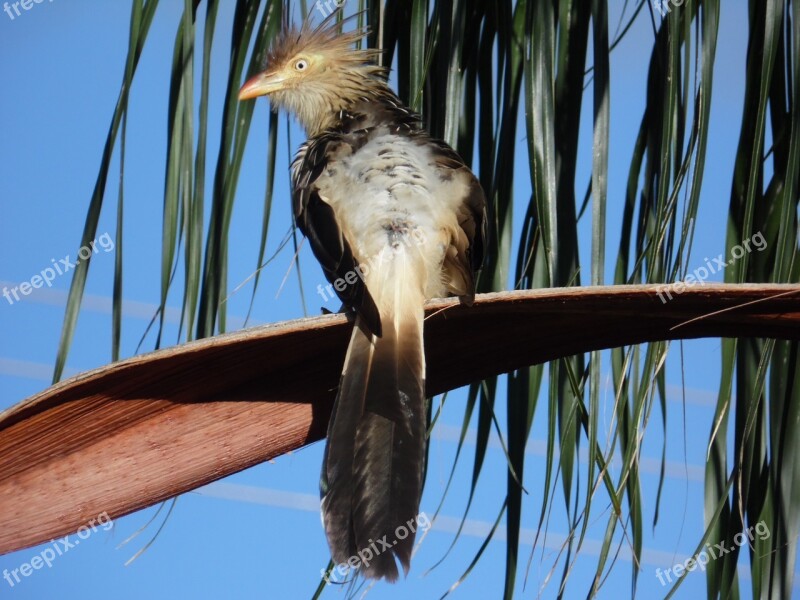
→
(238, 71, 286, 100)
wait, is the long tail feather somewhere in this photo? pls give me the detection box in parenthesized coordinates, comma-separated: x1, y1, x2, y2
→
(320, 250, 426, 581)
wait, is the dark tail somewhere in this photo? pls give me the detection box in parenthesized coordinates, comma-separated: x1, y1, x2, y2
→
(320, 267, 426, 581)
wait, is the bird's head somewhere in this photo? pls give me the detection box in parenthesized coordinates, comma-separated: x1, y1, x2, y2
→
(239, 12, 387, 136)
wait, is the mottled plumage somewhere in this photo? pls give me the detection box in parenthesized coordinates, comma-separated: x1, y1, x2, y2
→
(239, 12, 486, 582)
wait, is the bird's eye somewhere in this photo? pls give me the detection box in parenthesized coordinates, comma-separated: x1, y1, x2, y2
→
(294, 59, 308, 71)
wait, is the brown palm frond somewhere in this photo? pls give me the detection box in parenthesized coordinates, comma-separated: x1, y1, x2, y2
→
(1, 284, 798, 555)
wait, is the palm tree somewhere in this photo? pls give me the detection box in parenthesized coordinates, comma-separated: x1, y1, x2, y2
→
(1, 0, 798, 597)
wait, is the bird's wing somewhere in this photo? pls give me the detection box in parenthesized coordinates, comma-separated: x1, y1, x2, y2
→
(292, 134, 383, 336)
(426, 138, 488, 302)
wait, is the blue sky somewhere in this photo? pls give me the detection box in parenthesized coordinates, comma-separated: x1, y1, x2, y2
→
(0, 1, 793, 599)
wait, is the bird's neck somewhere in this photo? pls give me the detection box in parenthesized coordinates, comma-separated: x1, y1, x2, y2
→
(319, 89, 421, 138)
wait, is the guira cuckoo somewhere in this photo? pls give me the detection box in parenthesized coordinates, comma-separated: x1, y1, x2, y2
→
(239, 13, 486, 581)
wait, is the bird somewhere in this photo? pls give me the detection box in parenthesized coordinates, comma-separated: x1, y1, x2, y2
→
(239, 11, 486, 581)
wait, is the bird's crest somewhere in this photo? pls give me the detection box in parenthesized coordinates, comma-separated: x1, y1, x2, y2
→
(264, 10, 382, 75)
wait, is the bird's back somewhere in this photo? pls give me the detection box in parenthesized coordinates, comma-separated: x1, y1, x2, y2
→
(294, 96, 481, 307)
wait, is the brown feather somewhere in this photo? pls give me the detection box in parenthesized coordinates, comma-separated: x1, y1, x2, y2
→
(322, 260, 426, 581)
